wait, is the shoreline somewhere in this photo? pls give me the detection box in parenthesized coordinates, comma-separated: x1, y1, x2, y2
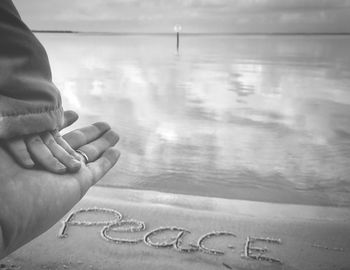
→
(32, 30, 350, 36)
(95, 182, 350, 208)
(89, 186, 350, 221)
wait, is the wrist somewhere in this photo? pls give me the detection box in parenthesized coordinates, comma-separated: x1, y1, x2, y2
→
(0, 225, 6, 259)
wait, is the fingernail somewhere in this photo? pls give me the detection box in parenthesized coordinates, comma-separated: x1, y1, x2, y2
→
(116, 150, 121, 160)
(66, 158, 81, 173)
(72, 152, 81, 160)
(70, 158, 82, 169)
(57, 164, 67, 174)
(24, 159, 35, 168)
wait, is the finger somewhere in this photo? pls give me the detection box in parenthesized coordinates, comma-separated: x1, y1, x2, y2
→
(52, 130, 81, 160)
(26, 135, 67, 174)
(6, 138, 35, 168)
(60, 110, 79, 130)
(79, 148, 120, 195)
(77, 130, 119, 162)
(41, 132, 81, 173)
(63, 122, 111, 149)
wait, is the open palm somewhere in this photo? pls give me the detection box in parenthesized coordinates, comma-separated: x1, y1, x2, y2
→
(0, 114, 120, 259)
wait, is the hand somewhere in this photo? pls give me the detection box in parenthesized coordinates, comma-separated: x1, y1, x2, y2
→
(0, 122, 120, 259)
(4, 111, 86, 174)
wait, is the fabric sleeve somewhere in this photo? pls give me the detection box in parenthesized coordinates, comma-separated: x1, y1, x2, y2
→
(0, 0, 64, 139)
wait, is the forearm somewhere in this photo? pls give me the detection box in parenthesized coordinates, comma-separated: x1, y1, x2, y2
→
(0, 149, 73, 259)
(0, 0, 64, 139)
(0, 225, 5, 259)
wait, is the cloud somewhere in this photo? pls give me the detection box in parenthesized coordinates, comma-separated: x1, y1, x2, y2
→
(12, 0, 350, 33)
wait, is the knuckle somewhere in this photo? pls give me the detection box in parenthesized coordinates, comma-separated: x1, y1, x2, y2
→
(49, 158, 63, 168)
(74, 130, 87, 142)
(27, 135, 42, 145)
(65, 154, 76, 163)
(8, 141, 25, 153)
(93, 122, 110, 132)
(42, 136, 55, 147)
(85, 145, 97, 157)
(52, 130, 62, 139)
(65, 146, 77, 156)
(18, 147, 31, 158)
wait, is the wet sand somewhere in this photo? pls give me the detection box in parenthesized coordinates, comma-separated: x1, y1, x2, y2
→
(2, 186, 350, 270)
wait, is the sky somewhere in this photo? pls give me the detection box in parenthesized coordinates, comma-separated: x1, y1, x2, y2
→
(13, 0, 350, 33)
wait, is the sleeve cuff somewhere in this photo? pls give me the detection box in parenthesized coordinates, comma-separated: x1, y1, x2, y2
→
(0, 106, 64, 139)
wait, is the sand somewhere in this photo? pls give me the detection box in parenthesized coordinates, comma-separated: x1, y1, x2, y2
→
(1, 186, 349, 270)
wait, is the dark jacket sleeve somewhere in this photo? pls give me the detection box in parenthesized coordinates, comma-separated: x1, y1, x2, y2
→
(0, 0, 63, 139)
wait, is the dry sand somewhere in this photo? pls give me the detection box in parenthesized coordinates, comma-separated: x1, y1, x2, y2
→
(1, 186, 349, 270)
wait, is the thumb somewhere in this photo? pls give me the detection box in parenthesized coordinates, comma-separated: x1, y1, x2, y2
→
(60, 110, 79, 130)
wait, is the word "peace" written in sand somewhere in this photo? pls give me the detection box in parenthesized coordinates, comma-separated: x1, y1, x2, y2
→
(58, 207, 282, 266)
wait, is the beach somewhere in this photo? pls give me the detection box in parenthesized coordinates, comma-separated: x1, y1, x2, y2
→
(0, 186, 348, 270)
(2, 34, 350, 269)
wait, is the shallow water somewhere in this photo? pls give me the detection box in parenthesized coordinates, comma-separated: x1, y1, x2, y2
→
(38, 34, 350, 207)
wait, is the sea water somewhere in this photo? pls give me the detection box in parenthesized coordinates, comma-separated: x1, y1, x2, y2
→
(38, 34, 350, 207)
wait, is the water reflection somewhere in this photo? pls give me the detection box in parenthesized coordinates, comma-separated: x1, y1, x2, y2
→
(40, 34, 350, 206)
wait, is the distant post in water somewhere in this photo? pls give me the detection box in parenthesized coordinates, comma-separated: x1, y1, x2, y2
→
(174, 24, 182, 53)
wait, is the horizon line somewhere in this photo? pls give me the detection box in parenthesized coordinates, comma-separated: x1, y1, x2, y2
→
(31, 30, 350, 36)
